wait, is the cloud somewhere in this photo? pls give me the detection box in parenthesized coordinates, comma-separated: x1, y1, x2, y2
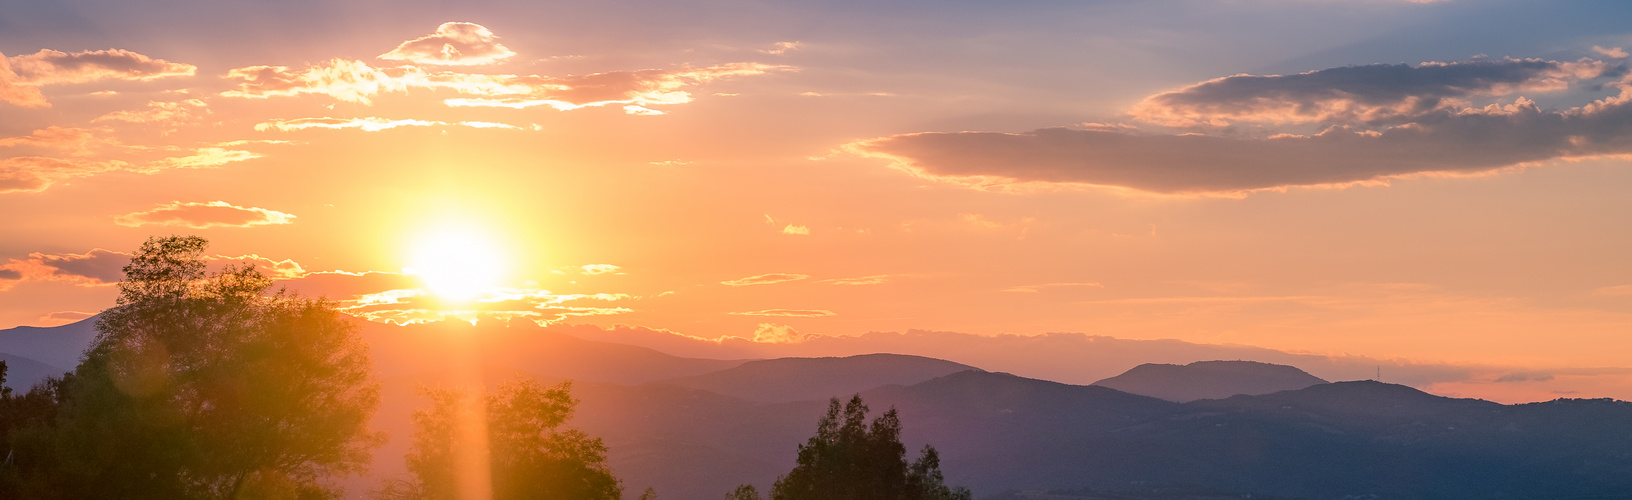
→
(6, 48, 196, 86)
(1130, 58, 1617, 127)
(751, 323, 809, 343)
(17, 249, 131, 284)
(579, 264, 622, 275)
(760, 41, 802, 55)
(39, 311, 95, 323)
(255, 117, 440, 132)
(1001, 282, 1104, 293)
(114, 201, 296, 229)
(1593, 284, 1632, 296)
(0, 53, 48, 108)
(0, 126, 98, 153)
(0, 157, 127, 194)
(1594, 46, 1629, 59)
(334, 287, 636, 325)
(379, 22, 516, 66)
(721, 273, 810, 286)
(852, 69, 1632, 194)
(94, 99, 210, 130)
(824, 275, 893, 286)
(0, 145, 256, 195)
(781, 224, 809, 235)
(136, 148, 259, 172)
(222, 58, 786, 114)
(0, 269, 21, 280)
(213, 254, 310, 279)
(440, 63, 787, 112)
(729, 309, 837, 317)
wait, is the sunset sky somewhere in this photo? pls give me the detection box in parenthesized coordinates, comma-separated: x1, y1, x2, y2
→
(3, 0, 1631, 402)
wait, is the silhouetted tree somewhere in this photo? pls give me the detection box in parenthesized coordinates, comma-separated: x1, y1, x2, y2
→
(726, 484, 764, 500)
(41, 235, 382, 499)
(770, 395, 971, 500)
(0, 362, 74, 498)
(380, 377, 621, 500)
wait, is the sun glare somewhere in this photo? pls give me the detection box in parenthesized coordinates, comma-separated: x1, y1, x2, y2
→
(403, 228, 507, 301)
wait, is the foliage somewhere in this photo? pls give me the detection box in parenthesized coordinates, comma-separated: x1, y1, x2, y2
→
(770, 395, 971, 500)
(726, 484, 764, 500)
(15, 235, 382, 499)
(380, 377, 622, 500)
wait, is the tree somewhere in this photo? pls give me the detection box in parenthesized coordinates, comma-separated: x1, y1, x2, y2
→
(769, 395, 971, 500)
(45, 235, 382, 499)
(725, 484, 763, 500)
(0, 362, 73, 498)
(380, 377, 622, 500)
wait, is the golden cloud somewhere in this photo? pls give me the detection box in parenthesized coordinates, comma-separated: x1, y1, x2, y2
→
(721, 273, 810, 286)
(223, 58, 786, 114)
(255, 117, 440, 132)
(94, 99, 210, 130)
(0, 126, 99, 153)
(0, 53, 48, 108)
(379, 22, 516, 66)
(114, 201, 296, 229)
(728, 309, 836, 317)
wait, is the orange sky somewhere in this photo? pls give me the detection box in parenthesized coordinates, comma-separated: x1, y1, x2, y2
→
(3, 0, 1631, 402)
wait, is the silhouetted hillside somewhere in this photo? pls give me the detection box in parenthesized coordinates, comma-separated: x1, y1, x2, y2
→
(1092, 360, 1328, 402)
(657, 353, 979, 402)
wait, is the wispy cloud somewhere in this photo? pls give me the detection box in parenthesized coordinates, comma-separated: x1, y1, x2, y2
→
(579, 264, 623, 275)
(255, 117, 441, 132)
(223, 56, 786, 114)
(1001, 282, 1104, 293)
(728, 309, 836, 317)
(824, 275, 895, 286)
(721, 273, 810, 286)
(94, 100, 210, 131)
(114, 201, 296, 229)
(379, 22, 516, 66)
(0, 126, 99, 152)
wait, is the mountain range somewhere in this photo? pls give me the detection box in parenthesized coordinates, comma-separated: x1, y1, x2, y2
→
(4, 318, 1632, 499)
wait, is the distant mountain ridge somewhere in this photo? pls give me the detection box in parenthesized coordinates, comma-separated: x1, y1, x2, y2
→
(5, 319, 1632, 499)
(655, 353, 979, 402)
(1091, 360, 1328, 402)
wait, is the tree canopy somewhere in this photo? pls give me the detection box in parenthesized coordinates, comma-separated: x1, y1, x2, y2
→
(2, 235, 382, 499)
(380, 377, 622, 500)
(766, 395, 971, 500)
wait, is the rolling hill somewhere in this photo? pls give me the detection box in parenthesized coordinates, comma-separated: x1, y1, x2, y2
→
(1091, 360, 1329, 402)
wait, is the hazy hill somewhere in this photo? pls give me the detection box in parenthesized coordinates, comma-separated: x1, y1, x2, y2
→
(545, 325, 1479, 390)
(564, 374, 1632, 500)
(656, 353, 980, 402)
(0, 316, 99, 371)
(1091, 360, 1328, 402)
(0, 353, 67, 391)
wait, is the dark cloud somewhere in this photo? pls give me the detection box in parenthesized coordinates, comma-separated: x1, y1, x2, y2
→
(0, 269, 21, 280)
(6, 48, 196, 86)
(1133, 58, 1619, 126)
(857, 81, 1632, 194)
(32, 249, 129, 283)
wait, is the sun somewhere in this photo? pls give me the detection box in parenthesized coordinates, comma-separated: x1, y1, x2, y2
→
(403, 227, 507, 302)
